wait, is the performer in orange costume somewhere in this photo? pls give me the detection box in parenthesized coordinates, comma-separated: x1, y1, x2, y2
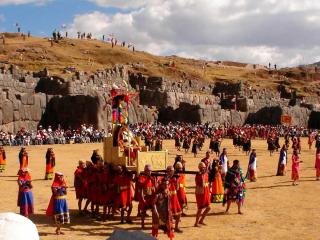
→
(19, 147, 28, 169)
(174, 162, 187, 213)
(194, 162, 211, 227)
(45, 148, 56, 180)
(0, 146, 6, 172)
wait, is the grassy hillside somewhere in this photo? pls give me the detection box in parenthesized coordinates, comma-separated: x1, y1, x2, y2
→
(0, 32, 319, 96)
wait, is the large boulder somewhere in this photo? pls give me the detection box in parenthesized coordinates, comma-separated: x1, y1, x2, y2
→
(2, 100, 13, 124)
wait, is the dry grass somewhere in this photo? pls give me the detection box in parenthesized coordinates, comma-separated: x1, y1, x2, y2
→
(0, 33, 318, 95)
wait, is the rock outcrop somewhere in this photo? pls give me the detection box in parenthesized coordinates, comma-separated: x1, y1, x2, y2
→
(128, 73, 319, 127)
(0, 63, 320, 132)
(0, 64, 157, 132)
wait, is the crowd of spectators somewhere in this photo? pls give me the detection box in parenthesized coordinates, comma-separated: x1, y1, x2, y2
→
(0, 122, 316, 147)
(130, 122, 313, 140)
(0, 124, 107, 146)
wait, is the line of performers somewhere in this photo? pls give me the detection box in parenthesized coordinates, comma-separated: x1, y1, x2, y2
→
(73, 155, 246, 239)
(175, 133, 206, 157)
(13, 147, 56, 180)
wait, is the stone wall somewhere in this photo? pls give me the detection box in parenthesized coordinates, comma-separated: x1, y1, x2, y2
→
(0, 71, 47, 132)
(129, 73, 213, 94)
(133, 72, 319, 126)
(1, 63, 320, 131)
(0, 64, 157, 132)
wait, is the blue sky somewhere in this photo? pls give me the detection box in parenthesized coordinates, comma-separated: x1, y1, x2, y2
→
(0, 0, 118, 36)
(0, 0, 320, 66)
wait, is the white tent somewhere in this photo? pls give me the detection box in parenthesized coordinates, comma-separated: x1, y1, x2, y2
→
(0, 212, 39, 240)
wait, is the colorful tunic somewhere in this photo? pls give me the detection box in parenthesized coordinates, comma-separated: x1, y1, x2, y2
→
(46, 175, 70, 225)
(277, 149, 287, 176)
(210, 169, 224, 203)
(0, 148, 6, 172)
(17, 172, 34, 217)
(195, 172, 210, 209)
(224, 167, 246, 204)
(45, 151, 55, 180)
(246, 153, 257, 182)
(52, 189, 70, 224)
(291, 155, 300, 181)
(152, 189, 174, 239)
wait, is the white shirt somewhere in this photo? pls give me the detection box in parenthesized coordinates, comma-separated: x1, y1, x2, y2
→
(281, 151, 287, 165)
(249, 157, 257, 170)
(221, 155, 228, 174)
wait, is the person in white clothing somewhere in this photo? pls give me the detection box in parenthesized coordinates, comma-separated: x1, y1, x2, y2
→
(219, 148, 229, 182)
(276, 145, 288, 176)
(246, 149, 257, 182)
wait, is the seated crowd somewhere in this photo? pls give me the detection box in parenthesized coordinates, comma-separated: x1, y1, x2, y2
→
(0, 124, 107, 146)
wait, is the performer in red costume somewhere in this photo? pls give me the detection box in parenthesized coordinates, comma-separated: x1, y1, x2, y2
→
(166, 166, 182, 233)
(113, 165, 134, 224)
(138, 164, 157, 229)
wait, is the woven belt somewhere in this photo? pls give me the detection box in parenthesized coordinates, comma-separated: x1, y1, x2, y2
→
(170, 190, 177, 195)
(55, 196, 66, 200)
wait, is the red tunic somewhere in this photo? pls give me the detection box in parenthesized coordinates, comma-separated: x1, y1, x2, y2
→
(74, 167, 86, 199)
(138, 175, 156, 210)
(113, 174, 133, 208)
(133, 178, 141, 202)
(195, 172, 210, 209)
(82, 168, 89, 199)
(91, 170, 100, 204)
(168, 177, 182, 216)
(87, 168, 98, 203)
(98, 172, 111, 205)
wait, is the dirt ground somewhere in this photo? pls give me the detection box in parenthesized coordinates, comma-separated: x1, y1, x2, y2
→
(0, 138, 319, 240)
